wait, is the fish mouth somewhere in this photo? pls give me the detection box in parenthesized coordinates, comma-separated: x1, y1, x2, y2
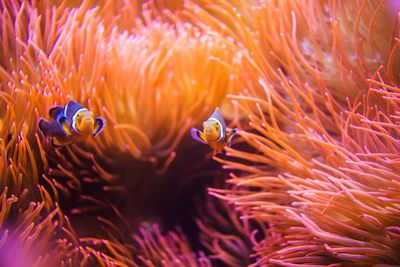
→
(205, 131, 220, 141)
(205, 131, 217, 139)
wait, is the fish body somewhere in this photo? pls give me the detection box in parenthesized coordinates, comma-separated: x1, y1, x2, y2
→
(38, 100, 105, 147)
(191, 107, 238, 154)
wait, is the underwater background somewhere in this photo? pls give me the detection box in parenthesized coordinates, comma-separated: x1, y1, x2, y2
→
(0, 0, 400, 266)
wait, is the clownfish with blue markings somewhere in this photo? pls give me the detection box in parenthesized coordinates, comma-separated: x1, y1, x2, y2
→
(38, 100, 105, 148)
(191, 107, 238, 155)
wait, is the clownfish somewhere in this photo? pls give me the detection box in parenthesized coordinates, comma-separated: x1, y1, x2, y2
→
(191, 107, 238, 154)
(38, 100, 105, 148)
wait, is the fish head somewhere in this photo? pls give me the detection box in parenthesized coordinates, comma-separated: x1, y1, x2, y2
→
(74, 109, 95, 134)
(203, 119, 222, 141)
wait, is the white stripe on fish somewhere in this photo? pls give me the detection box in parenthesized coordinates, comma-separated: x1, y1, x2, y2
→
(208, 118, 224, 142)
(71, 108, 88, 133)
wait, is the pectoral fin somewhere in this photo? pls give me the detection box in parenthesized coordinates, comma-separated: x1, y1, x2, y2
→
(227, 128, 239, 146)
(39, 119, 69, 141)
(61, 122, 72, 136)
(57, 115, 72, 136)
(93, 117, 106, 137)
(190, 128, 207, 144)
(49, 106, 64, 119)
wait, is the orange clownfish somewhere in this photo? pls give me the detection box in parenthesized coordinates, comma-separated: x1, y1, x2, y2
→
(191, 107, 238, 154)
(38, 100, 105, 148)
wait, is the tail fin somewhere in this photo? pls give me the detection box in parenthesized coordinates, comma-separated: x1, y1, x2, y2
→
(38, 119, 49, 137)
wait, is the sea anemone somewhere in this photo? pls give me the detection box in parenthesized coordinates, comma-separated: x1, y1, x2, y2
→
(205, 0, 400, 265)
(196, 197, 255, 266)
(0, 0, 247, 265)
(0, 0, 399, 266)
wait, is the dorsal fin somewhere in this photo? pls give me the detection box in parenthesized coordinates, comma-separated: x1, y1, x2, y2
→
(208, 107, 226, 135)
(65, 100, 85, 119)
(49, 106, 64, 119)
